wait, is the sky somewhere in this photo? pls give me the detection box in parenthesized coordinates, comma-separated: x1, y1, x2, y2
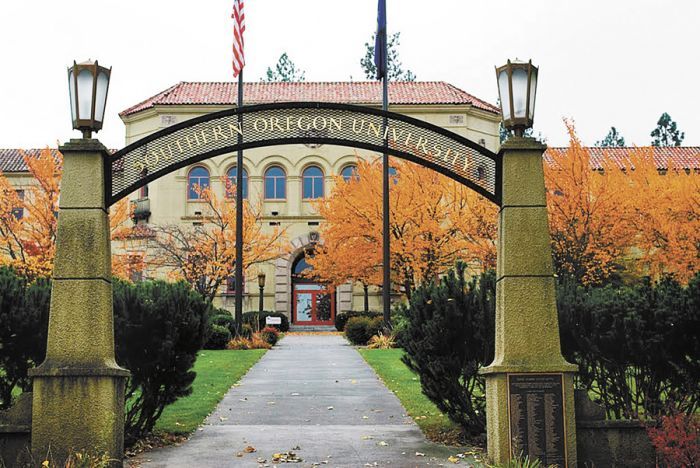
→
(0, 0, 698, 150)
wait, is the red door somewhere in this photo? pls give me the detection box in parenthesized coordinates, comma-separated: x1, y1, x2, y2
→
(293, 283, 335, 325)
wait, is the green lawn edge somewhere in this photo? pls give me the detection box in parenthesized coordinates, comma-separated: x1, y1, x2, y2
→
(154, 348, 267, 434)
(358, 348, 460, 438)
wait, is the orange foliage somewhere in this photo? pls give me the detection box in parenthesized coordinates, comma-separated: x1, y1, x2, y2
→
(149, 181, 285, 302)
(307, 157, 498, 296)
(0, 148, 142, 280)
(545, 121, 699, 284)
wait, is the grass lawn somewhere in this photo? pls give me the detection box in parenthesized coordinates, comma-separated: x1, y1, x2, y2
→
(359, 348, 462, 441)
(154, 349, 266, 434)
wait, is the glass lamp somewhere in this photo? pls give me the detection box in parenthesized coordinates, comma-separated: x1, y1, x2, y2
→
(496, 59, 538, 137)
(67, 60, 111, 138)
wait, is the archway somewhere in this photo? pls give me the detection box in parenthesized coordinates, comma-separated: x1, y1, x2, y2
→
(30, 102, 578, 466)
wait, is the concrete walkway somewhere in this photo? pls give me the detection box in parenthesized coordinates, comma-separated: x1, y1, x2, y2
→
(131, 334, 476, 467)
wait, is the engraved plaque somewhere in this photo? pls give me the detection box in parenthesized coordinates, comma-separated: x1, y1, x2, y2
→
(508, 374, 567, 467)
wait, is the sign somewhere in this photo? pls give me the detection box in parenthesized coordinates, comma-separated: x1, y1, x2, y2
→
(508, 373, 567, 467)
(265, 316, 282, 325)
(108, 102, 500, 206)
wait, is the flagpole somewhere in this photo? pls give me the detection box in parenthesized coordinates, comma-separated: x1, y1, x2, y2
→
(235, 70, 244, 332)
(380, 0, 391, 328)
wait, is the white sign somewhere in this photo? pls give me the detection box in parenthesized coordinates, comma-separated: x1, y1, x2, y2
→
(266, 316, 282, 325)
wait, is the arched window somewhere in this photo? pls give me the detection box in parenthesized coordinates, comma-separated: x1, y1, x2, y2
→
(226, 166, 248, 199)
(340, 164, 358, 182)
(302, 166, 324, 199)
(264, 166, 286, 199)
(187, 166, 210, 200)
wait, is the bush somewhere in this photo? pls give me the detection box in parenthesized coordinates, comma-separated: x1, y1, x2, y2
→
(204, 324, 232, 350)
(367, 333, 395, 349)
(260, 326, 280, 346)
(647, 413, 700, 466)
(227, 335, 272, 350)
(210, 312, 236, 335)
(400, 264, 495, 435)
(335, 310, 381, 331)
(345, 317, 371, 345)
(113, 279, 210, 446)
(0, 267, 50, 409)
(242, 311, 289, 332)
(240, 323, 253, 339)
(558, 273, 700, 419)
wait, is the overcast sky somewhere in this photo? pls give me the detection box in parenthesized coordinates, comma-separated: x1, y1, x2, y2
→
(1, 0, 698, 150)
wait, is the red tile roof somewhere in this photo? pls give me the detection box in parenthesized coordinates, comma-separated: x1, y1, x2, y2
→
(545, 146, 700, 171)
(119, 81, 500, 117)
(0, 149, 62, 173)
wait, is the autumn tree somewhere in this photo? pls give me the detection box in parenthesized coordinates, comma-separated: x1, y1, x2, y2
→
(544, 121, 637, 285)
(622, 147, 699, 283)
(651, 112, 685, 147)
(263, 52, 306, 82)
(306, 157, 497, 300)
(0, 148, 143, 280)
(148, 183, 285, 303)
(360, 32, 416, 81)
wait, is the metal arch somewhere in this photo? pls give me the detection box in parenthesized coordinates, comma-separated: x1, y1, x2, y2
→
(107, 102, 501, 206)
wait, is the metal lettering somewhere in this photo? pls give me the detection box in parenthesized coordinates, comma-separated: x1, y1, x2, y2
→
(352, 119, 366, 134)
(312, 116, 328, 131)
(212, 125, 228, 140)
(367, 121, 382, 138)
(253, 118, 269, 132)
(415, 136, 429, 155)
(297, 116, 311, 130)
(328, 117, 342, 132)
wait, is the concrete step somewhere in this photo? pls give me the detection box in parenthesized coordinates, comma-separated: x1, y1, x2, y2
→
(288, 325, 337, 332)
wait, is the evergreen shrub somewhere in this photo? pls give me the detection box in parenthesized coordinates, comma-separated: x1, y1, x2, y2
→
(113, 279, 210, 445)
(399, 264, 495, 435)
(335, 310, 381, 331)
(243, 311, 289, 332)
(210, 312, 236, 335)
(345, 316, 374, 345)
(205, 325, 232, 350)
(0, 267, 50, 409)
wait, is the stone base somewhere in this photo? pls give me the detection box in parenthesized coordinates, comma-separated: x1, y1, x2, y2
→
(484, 371, 578, 467)
(0, 393, 32, 467)
(30, 367, 128, 467)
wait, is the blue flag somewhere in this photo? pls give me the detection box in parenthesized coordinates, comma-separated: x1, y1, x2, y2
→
(374, 0, 387, 80)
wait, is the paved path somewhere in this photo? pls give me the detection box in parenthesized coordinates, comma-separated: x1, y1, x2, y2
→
(131, 334, 476, 467)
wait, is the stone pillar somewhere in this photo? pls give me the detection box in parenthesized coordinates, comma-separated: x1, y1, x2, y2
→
(29, 139, 129, 466)
(480, 137, 578, 466)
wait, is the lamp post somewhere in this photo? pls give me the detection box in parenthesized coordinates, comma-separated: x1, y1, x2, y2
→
(30, 59, 129, 465)
(258, 272, 266, 313)
(481, 59, 577, 466)
(67, 60, 112, 138)
(495, 59, 538, 137)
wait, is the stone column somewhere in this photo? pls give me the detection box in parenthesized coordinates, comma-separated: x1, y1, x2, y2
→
(480, 137, 578, 466)
(29, 139, 129, 466)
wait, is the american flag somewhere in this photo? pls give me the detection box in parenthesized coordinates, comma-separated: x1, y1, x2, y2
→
(231, 0, 245, 78)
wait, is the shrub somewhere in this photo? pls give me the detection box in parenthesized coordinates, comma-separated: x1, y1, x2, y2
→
(400, 264, 495, 435)
(250, 334, 273, 350)
(647, 413, 700, 467)
(558, 272, 700, 419)
(210, 312, 236, 335)
(0, 267, 50, 409)
(242, 311, 289, 332)
(204, 324, 232, 350)
(345, 317, 372, 345)
(367, 333, 395, 349)
(113, 279, 210, 446)
(228, 335, 272, 350)
(227, 337, 250, 350)
(240, 323, 253, 339)
(367, 316, 383, 338)
(335, 310, 381, 331)
(260, 326, 280, 346)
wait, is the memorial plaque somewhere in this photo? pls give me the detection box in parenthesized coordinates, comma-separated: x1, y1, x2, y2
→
(508, 373, 567, 467)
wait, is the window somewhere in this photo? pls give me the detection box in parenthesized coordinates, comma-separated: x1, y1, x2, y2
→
(389, 166, 398, 185)
(340, 165, 358, 182)
(187, 166, 210, 200)
(139, 168, 149, 198)
(302, 166, 324, 199)
(12, 190, 24, 219)
(226, 166, 248, 199)
(226, 275, 245, 295)
(264, 166, 286, 199)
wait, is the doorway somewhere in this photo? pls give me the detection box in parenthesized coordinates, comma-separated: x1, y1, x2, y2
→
(291, 255, 335, 325)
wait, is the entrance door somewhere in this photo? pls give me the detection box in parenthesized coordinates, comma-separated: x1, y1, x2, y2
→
(293, 283, 335, 325)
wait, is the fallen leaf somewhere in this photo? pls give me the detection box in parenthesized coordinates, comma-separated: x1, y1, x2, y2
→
(243, 445, 256, 453)
(448, 455, 460, 463)
(416, 452, 425, 457)
(327, 406, 334, 410)
(219, 416, 228, 422)
(361, 435, 373, 440)
(377, 441, 389, 446)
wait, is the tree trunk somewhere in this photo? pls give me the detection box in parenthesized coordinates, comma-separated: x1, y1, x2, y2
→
(363, 284, 369, 312)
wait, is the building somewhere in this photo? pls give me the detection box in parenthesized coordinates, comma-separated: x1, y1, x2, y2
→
(1, 81, 698, 326)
